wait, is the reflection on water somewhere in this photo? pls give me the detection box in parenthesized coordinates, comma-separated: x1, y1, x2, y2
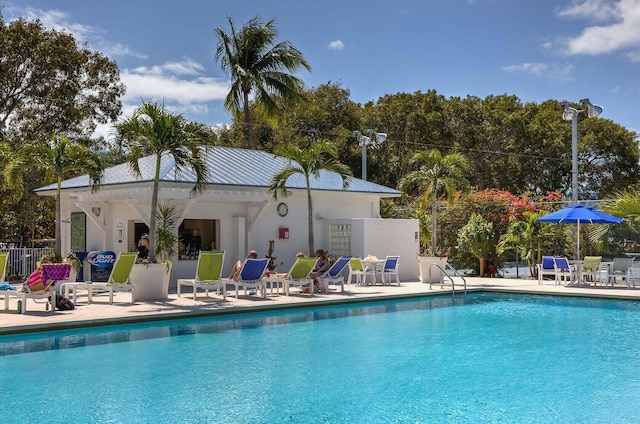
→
(0, 295, 464, 356)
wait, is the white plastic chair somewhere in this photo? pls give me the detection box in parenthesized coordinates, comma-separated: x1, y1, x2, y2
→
(381, 256, 400, 286)
(347, 257, 373, 286)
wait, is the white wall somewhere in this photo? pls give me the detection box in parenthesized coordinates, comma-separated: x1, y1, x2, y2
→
(323, 218, 420, 282)
(61, 187, 411, 286)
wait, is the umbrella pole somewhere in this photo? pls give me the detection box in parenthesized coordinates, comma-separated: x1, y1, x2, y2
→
(577, 220, 580, 260)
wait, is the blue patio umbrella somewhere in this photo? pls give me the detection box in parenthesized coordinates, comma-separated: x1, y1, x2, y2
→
(536, 203, 624, 258)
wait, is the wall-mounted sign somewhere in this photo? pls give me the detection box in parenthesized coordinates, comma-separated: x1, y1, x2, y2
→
(116, 223, 124, 243)
(87, 250, 116, 282)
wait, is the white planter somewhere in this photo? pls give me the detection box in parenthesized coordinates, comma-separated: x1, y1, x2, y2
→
(417, 257, 448, 284)
(130, 262, 172, 301)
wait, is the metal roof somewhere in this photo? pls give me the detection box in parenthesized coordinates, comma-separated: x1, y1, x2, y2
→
(35, 146, 401, 196)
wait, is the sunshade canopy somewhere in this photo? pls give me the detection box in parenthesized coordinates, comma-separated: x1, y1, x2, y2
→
(535, 203, 624, 225)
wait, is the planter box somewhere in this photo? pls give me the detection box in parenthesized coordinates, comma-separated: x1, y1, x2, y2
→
(417, 257, 448, 284)
(130, 262, 172, 301)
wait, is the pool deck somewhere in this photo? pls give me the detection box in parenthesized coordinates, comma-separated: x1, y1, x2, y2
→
(2, 277, 640, 335)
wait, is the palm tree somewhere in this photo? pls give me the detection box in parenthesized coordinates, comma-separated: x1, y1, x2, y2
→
(116, 101, 211, 263)
(268, 143, 352, 255)
(6, 134, 104, 258)
(399, 150, 470, 255)
(497, 210, 551, 277)
(215, 16, 311, 150)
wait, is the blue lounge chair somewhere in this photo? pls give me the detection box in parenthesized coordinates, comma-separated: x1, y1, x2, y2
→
(224, 257, 269, 298)
(318, 256, 351, 294)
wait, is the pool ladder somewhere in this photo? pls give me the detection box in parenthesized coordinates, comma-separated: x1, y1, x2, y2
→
(429, 263, 467, 297)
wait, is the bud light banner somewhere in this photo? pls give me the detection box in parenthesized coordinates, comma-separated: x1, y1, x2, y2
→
(88, 251, 116, 282)
(87, 251, 116, 267)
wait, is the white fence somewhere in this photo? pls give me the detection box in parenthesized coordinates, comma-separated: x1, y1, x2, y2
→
(0, 248, 52, 279)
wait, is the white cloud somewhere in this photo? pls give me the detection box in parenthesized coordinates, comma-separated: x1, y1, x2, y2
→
(502, 62, 574, 80)
(625, 50, 640, 62)
(121, 65, 229, 105)
(557, 0, 640, 55)
(132, 59, 206, 77)
(13, 7, 145, 58)
(557, 0, 620, 22)
(328, 40, 345, 50)
(502, 62, 549, 76)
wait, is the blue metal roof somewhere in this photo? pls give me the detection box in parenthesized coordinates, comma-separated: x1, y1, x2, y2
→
(35, 146, 401, 196)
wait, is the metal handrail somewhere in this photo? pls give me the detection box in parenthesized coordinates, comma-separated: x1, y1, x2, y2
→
(429, 262, 467, 297)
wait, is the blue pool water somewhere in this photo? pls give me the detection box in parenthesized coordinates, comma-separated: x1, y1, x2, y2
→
(1, 293, 640, 423)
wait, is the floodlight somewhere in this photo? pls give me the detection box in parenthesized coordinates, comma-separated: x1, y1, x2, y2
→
(562, 106, 581, 122)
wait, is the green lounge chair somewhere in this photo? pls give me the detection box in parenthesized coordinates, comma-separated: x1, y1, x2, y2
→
(86, 252, 138, 304)
(177, 251, 226, 300)
(282, 257, 318, 296)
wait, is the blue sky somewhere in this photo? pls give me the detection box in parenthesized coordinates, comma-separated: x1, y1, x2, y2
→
(5, 0, 640, 137)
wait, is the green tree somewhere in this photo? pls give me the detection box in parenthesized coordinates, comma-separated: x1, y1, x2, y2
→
(214, 15, 311, 150)
(268, 143, 352, 255)
(6, 134, 104, 257)
(0, 14, 124, 144)
(457, 213, 494, 276)
(498, 210, 551, 277)
(399, 149, 470, 255)
(116, 101, 212, 263)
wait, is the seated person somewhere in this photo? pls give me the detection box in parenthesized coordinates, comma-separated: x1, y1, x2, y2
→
(229, 250, 258, 281)
(303, 249, 330, 292)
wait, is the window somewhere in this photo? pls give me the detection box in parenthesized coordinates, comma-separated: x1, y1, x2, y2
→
(330, 224, 351, 257)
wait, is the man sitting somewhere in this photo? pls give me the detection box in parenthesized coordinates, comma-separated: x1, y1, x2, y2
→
(229, 250, 258, 281)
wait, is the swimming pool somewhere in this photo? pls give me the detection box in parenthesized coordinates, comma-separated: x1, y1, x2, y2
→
(1, 293, 639, 423)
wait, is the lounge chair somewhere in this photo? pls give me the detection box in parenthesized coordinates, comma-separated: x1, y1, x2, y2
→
(2, 262, 73, 313)
(86, 252, 138, 304)
(281, 257, 318, 296)
(0, 252, 8, 287)
(223, 257, 269, 298)
(177, 251, 226, 300)
(380, 256, 400, 286)
(318, 256, 351, 294)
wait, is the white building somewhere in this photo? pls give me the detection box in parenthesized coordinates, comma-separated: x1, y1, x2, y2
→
(35, 146, 420, 286)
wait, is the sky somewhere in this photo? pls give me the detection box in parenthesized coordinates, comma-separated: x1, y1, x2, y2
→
(4, 0, 640, 138)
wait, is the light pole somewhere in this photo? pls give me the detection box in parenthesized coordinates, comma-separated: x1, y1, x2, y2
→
(354, 129, 387, 181)
(559, 98, 603, 204)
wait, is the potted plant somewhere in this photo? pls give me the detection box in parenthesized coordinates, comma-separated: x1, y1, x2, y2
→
(130, 204, 177, 301)
(417, 248, 449, 285)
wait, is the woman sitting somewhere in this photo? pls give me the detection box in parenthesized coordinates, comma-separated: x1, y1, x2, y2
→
(303, 249, 330, 293)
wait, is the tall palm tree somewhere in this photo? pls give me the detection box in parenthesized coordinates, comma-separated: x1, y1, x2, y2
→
(116, 101, 211, 263)
(399, 150, 470, 255)
(215, 16, 311, 150)
(6, 134, 104, 258)
(268, 143, 352, 255)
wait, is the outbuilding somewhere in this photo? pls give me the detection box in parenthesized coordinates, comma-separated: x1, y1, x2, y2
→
(35, 146, 420, 286)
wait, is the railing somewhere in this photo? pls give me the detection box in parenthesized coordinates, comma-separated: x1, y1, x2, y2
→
(430, 262, 467, 298)
(0, 248, 52, 279)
